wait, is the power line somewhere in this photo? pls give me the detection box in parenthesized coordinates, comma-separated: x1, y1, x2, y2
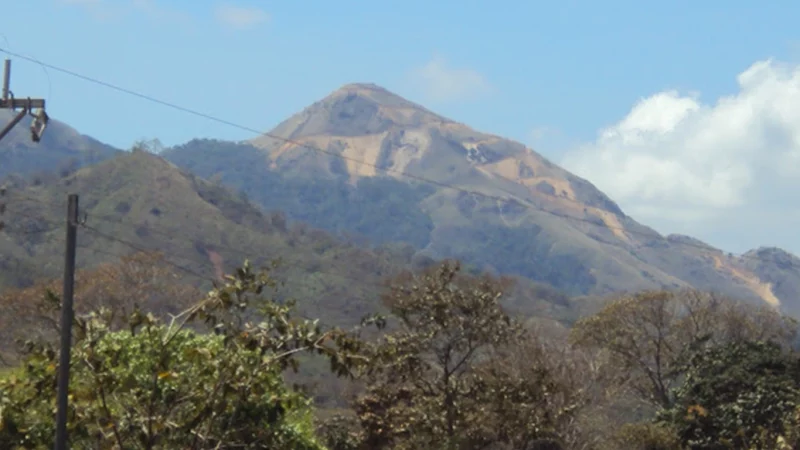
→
(5, 191, 394, 290)
(76, 228, 366, 324)
(0, 57, 48, 144)
(3, 175, 799, 340)
(80, 221, 393, 298)
(3, 223, 61, 235)
(78, 243, 217, 286)
(81, 223, 212, 281)
(0, 47, 659, 240)
(3, 171, 800, 281)
(0, 46, 513, 201)
(0, 182, 388, 296)
(0, 192, 395, 290)
(10, 188, 800, 306)
(0, 49, 797, 274)
(0, 36, 53, 104)
(85, 212, 395, 289)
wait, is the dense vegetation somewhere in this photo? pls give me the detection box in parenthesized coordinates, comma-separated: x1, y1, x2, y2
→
(5, 85, 800, 449)
(2, 253, 798, 449)
(2, 143, 799, 449)
(164, 139, 436, 249)
(163, 140, 607, 294)
(0, 149, 427, 329)
(430, 223, 597, 295)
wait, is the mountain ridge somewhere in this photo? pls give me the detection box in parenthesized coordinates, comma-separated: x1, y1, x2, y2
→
(161, 83, 800, 315)
(4, 82, 799, 316)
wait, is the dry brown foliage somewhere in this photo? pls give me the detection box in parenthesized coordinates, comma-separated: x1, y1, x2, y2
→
(0, 251, 201, 365)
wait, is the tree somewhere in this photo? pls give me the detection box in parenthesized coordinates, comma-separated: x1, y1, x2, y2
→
(349, 261, 581, 449)
(569, 289, 798, 411)
(0, 252, 199, 365)
(132, 138, 165, 155)
(464, 331, 593, 450)
(657, 340, 800, 449)
(602, 423, 682, 450)
(0, 260, 371, 449)
(509, 319, 623, 450)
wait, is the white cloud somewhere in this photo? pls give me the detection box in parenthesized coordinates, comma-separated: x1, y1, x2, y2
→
(561, 59, 800, 253)
(214, 4, 269, 30)
(408, 56, 492, 103)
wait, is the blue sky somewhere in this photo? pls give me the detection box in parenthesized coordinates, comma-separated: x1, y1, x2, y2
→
(5, 0, 800, 254)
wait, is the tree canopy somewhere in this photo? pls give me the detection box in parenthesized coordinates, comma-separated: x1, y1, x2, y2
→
(2, 256, 799, 449)
(0, 260, 370, 449)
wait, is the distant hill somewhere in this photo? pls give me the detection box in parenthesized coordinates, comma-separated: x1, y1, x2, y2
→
(0, 110, 119, 179)
(162, 83, 800, 317)
(0, 149, 581, 411)
(0, 149, 575, 325)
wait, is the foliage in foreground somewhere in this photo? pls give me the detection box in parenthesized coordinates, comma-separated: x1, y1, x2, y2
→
(571, 289, 800, 450)
(2, 255, 800, 450)
(658, 340, 800, 449)
(0, 260, 372, 449)
(0, 252, 200, 366)
(326, 261, 598, 450)
(569, 289, 799, 410)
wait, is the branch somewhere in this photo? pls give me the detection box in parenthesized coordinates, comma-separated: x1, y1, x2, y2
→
(84, 357, 125, 449)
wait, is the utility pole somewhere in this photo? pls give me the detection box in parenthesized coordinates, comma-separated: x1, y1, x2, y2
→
(0, 56, 69, 449)
(54, 194, 78, 450)
(0, 185, 5, 233)
(0, 58, 49, 143)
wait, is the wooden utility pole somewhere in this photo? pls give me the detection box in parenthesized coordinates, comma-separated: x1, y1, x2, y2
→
(54, 194, 79, 450)
(0, 56, 72, 449)
(0, 58, 48, 143)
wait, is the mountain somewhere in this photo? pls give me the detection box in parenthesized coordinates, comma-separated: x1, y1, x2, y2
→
(0, 149, 387, 325)
(0, 148, 581, 410)
(163, 83, 800, 317)
(0, 149, 575, 325)
(0, 110, 119, 179)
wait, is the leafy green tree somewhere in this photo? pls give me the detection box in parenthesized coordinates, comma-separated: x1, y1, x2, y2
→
(0, 260, 371, 449)
(657, 340, 800, 449)
(317, 414, 362, 450)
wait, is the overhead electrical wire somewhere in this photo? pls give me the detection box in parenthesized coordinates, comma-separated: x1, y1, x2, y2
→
(2, 192, 394, 292)
(0, 48, 796, 273)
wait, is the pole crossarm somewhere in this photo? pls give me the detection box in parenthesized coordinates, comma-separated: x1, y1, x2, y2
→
(0, 98, 45, 109)
(0, 57, 64, 450)
(0, 58, 48, 144)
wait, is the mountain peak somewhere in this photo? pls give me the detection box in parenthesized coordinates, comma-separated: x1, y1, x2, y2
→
(744, 247, 800, 265)
(335, 82, 392, 93)
(251, 83, 450, 144)
(329, 82, 438, 111)
(248, 83, 627, 219)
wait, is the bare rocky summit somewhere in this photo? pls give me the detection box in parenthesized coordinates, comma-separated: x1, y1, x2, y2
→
(241, 83, 800, 315)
